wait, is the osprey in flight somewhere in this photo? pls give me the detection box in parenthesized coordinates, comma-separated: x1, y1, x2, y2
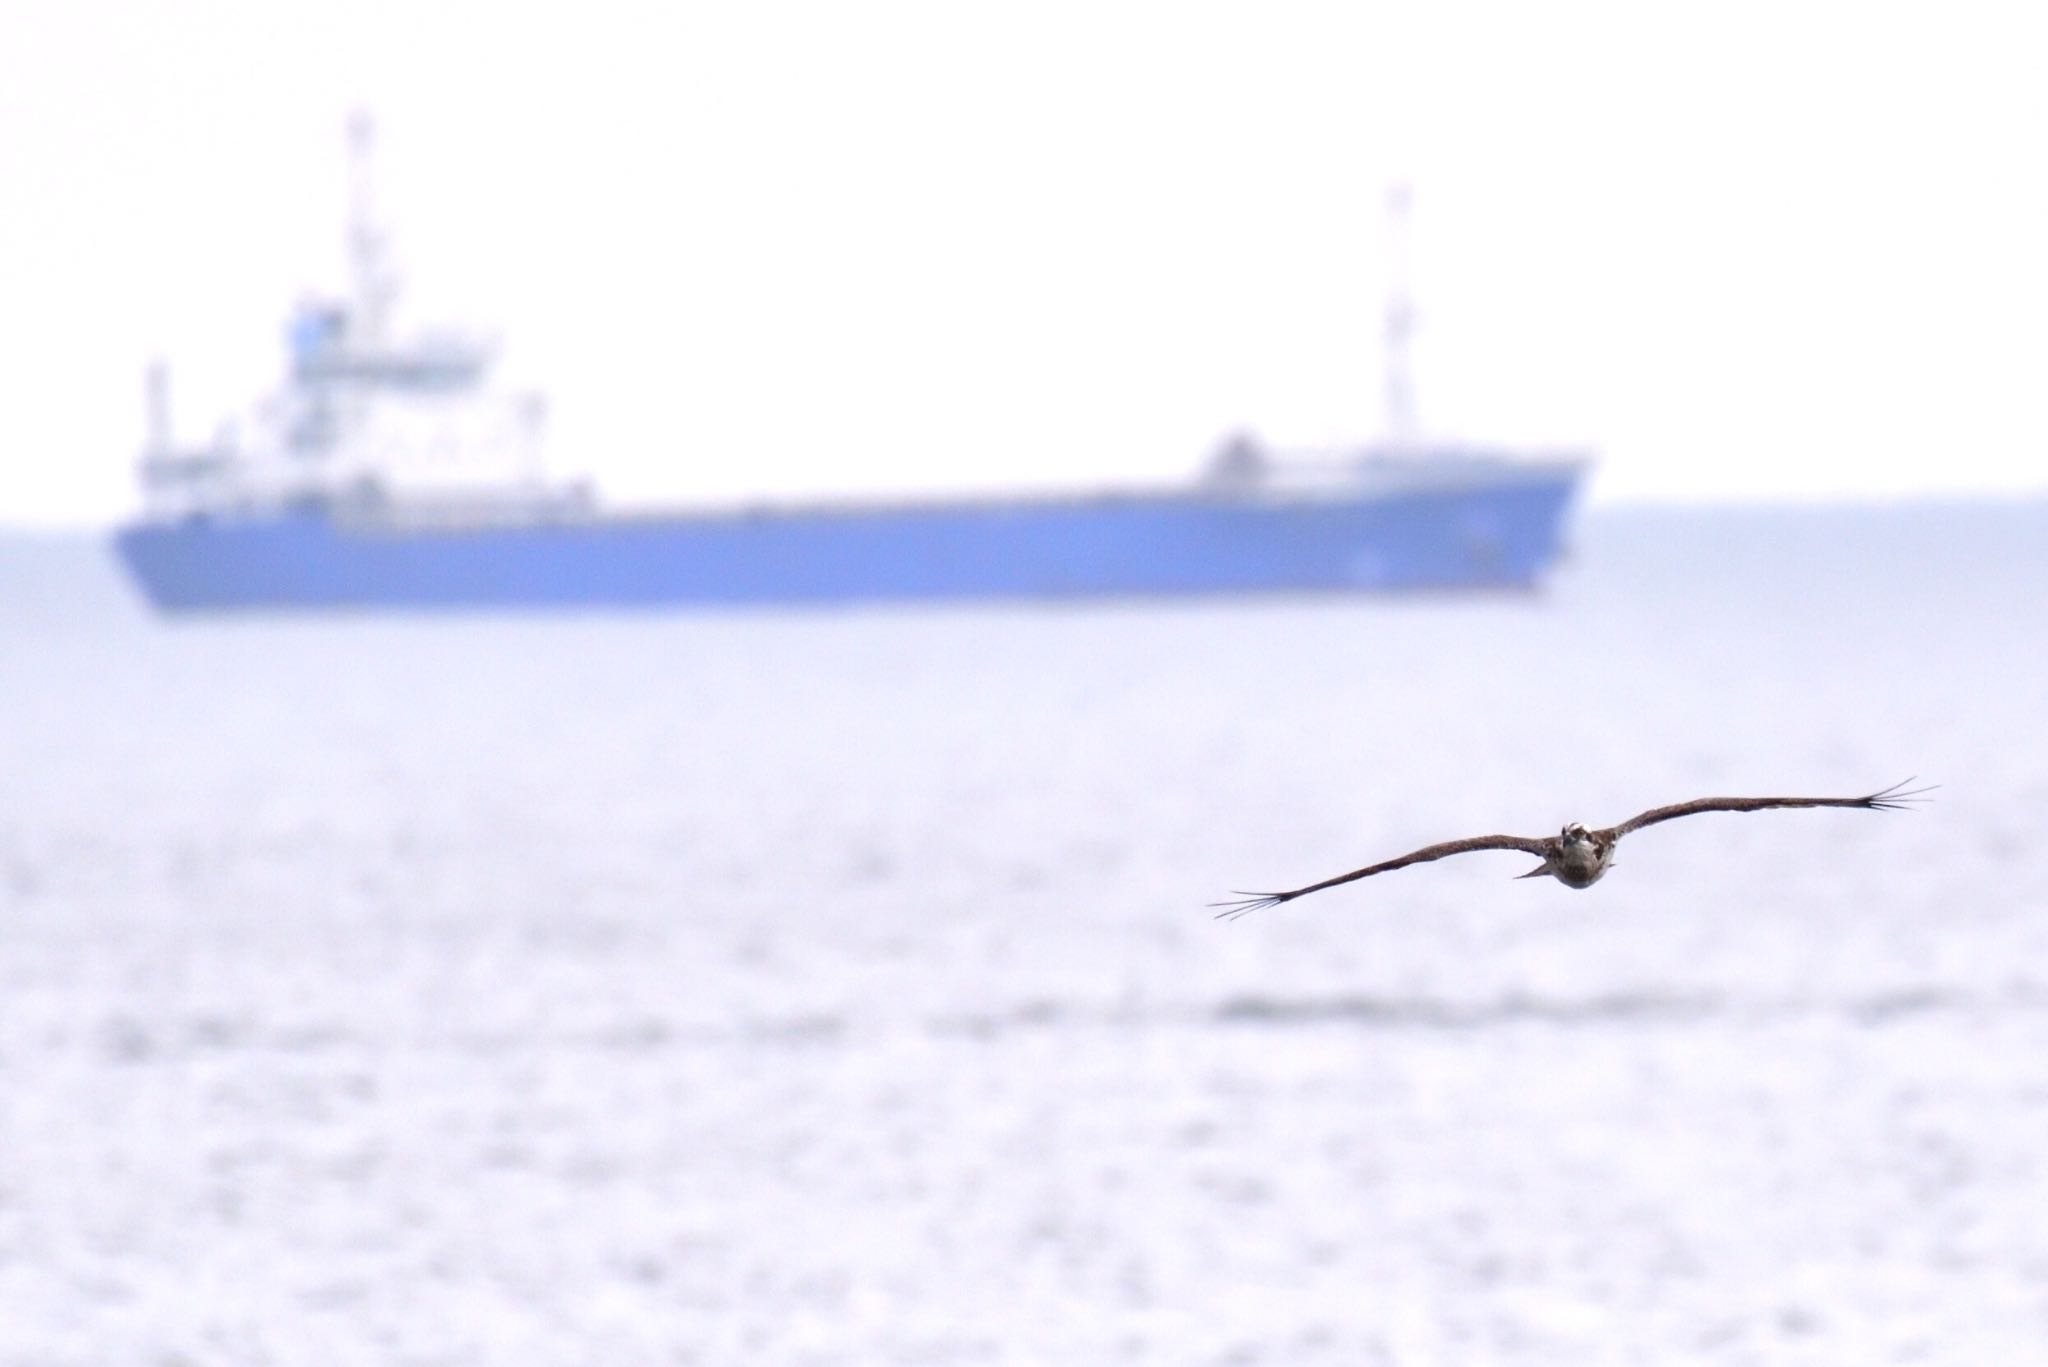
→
(1213, 779, 1932, 919)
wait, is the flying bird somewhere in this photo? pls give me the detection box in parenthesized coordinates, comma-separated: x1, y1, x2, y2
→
(1213, 779, 1933, 919)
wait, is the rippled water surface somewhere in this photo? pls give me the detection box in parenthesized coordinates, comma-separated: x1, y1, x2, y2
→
(2, 503, 2046, 1363)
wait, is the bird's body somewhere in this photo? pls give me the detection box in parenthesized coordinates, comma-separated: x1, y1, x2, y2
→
(1214, 780, 1930, 918)
(1541, 822, 1613, 888)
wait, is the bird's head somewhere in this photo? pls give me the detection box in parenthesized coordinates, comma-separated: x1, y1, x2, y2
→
(1560, 821, 1590, 846)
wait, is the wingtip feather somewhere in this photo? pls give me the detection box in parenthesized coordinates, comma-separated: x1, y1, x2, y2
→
(1208, 891, 1291, 921)
(1867, 777, 1938, 811)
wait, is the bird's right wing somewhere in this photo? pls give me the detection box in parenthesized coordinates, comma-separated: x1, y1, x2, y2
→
(1212, 833, 1551, 920)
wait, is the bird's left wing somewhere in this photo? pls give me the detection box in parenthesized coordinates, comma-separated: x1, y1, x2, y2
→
(1604, 778, 1935, 839)
(1212, 832, 1551, 920)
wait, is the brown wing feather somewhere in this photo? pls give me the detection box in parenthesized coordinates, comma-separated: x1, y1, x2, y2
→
(1212, 832, 1551, 920)
(1603, 778, 1935, 839)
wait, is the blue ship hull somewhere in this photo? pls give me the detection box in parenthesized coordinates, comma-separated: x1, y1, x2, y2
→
(113, 468, 1581, 613)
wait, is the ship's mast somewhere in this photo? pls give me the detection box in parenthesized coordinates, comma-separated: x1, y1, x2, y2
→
(346, 111, 397, 349)
(1381, 181, 1419, 450)
(144, 360, 173, 460)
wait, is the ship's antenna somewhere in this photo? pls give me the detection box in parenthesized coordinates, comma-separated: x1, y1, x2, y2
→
(1382, 181, 1418, 450)
(345, 110, 397, 348)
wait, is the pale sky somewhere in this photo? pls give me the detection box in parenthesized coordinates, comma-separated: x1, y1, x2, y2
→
(3, 0, 2044, 525)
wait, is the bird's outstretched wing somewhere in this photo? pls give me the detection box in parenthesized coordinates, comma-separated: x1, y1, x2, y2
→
(1212, 833, 1551, 920)
(1603, 777, 1936, 839)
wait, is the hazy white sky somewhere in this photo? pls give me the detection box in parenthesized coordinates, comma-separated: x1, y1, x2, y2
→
(3, 0, 2044, 524)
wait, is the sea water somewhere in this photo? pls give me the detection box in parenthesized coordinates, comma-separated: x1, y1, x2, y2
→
(1, 502, 2044, 1363)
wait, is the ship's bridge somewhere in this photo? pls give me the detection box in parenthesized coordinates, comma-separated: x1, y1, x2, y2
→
(288, 302, 489, 392)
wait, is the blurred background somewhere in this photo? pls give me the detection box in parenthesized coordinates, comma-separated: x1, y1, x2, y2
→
(5, 1, 2048, 1362)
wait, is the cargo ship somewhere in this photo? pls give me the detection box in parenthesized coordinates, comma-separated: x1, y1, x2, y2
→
(114, 121, 1587, 613)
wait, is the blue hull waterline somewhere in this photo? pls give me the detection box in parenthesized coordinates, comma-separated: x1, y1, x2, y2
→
(112, 119, 1589, 614)
(114, 469, 1580, 613)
